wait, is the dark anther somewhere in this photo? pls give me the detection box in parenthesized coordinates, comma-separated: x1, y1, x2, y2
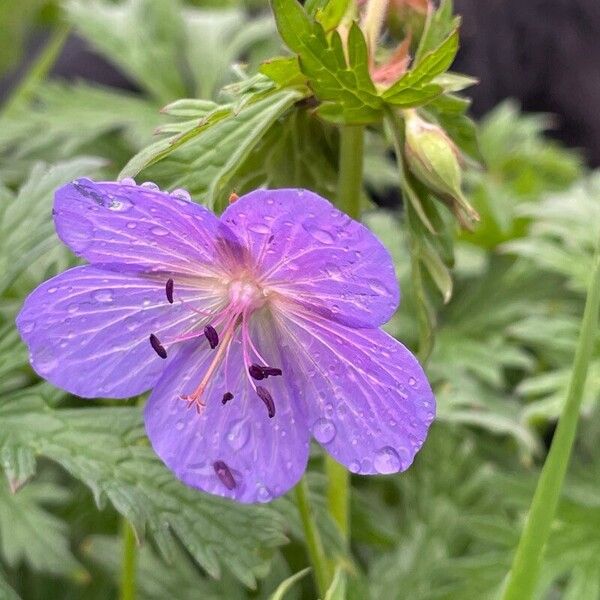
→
(165, 278, 174, 304)
(263, 366, 282, 377)
(204, 325, 219, 349)
(149, 333, 167, 359)
(256, 386, 275, 418)
(249, 364, 282, 380)
(222, 392, 234, 405)
(213, 460, 236, 490)
(249, 364, 266, 380)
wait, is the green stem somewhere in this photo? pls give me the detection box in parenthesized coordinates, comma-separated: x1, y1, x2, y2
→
(1, 24, 71, 117)
(120, 519, 137, 600)
(295, 478, 330, 597)
(502, 248, 600, 600)
(337, 125, 364, 220)
(326, 124, 365, 544)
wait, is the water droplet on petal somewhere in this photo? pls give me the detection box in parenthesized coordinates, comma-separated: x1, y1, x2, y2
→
(349, 461, 361, 473)
(408, 377, 417, 387)
(119, 177, 136, 186)
(256, 485, 273, 503)
(226, 419, 250, 451)
(108, 197, 133, 212)
(374, 446, 401, 474)
(175, 419, 185, 431)
(141, 181, 159, 190)
(248, 223, 270, 234)
(151, 226, 169, 237)
(312, 418, 337, 444)
(92, 289, 114, 303)
(126, 222, 137, 230)
(47, 287, 58, 294)
(170, 188, 191, 201)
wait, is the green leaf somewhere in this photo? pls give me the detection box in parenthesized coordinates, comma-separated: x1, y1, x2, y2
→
(271, 0, 382, 124)
(268, 567, 311, 600)
(0, 478, 82, 576)
(0, 568, 20, 600)
(260, 56, 309, 89)
(132, 88, 304, 209)
(415, 0, 460, 62)
(314, 0, 350, 32)
(0, 386, 287, 587)
(383, 29, 459, 105)
(84, 535, 243, 599)
(0, 158, 105, 297)
(66, 0, 188, 103)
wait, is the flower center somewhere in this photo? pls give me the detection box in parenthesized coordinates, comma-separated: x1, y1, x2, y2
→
(227, 278, 265, 311)
(147, 276, 281, 422)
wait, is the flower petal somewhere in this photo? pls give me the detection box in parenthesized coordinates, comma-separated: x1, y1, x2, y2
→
(54, 179, 240, 277)
(221, 189, 399, 328)
(144, 311, 310, 503)
(274, 306, 435, 475)
(16, 266, 210, 398)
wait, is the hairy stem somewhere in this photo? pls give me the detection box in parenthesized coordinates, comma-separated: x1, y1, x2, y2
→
(502, 248, 600, 600)
(1, 24, 71, 117)
(295, 478, 330, 597)
(120, 519, 137, 600)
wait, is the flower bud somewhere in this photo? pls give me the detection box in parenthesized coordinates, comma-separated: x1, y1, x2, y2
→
(403, 109, 479, 229)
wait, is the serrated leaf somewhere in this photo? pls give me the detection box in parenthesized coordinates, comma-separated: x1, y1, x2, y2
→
(383, 29, 458, 105)
(135, 88, 305, 209)
(315, 0, 350, 32)
(66, 0, 188, 103)
(0, 386, 287, 587)
(0, 478, 81, 576)
(260, 56, 309, 89)
(271, 0, 382, 124)
(415, 0, 460, 62)
(84, 535, 243, 599)
(0, 158, 105, 296)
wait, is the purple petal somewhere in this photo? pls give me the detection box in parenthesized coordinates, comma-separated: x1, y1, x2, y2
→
(276, 307, 435, 474)
(16, 266, 209, 398)
(221, 189, 399, 328)
(144, 312, 310, 503)
(54, 179, 240, 277)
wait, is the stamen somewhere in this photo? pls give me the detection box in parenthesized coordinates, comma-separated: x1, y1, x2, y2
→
(249, 364, 266, 380)
(149, 333, 167, 359)
(249, 364, 282, 380)
(222, 392, 234, 405)
(165, 278, 174, 304)
(256, 386, 275, 418)
(213, 460, 236, 489)
(204, 325, 219, 349)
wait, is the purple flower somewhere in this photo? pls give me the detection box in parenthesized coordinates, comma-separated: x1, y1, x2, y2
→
(17, 179, 435, 503)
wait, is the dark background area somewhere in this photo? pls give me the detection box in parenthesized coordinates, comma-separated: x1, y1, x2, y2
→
(2, 0, 600, 165)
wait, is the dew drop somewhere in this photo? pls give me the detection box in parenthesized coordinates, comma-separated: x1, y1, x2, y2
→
(349, 461, 361, 473)
(141, 181, 159, 190)
(408, 377, 417, 387)
(119, 177, 136, 186)
(126, 222, 137, 230)
(175, 419, 185, 431)
(92, 289, 114, 303)
(226, 419, 250, 451)
(312, 418, 337, 444)
(256, 485, 273, 503)
(368, 280, 388, 295)
(151, 226, 169, 237)
(311, 228, 335, 244)
(374, 446, 401, 474)
(170, 188, 191, 201)
(108, 197, 133, 212)
(248, 223, 270, 234)
(47, 287, 58, 294)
